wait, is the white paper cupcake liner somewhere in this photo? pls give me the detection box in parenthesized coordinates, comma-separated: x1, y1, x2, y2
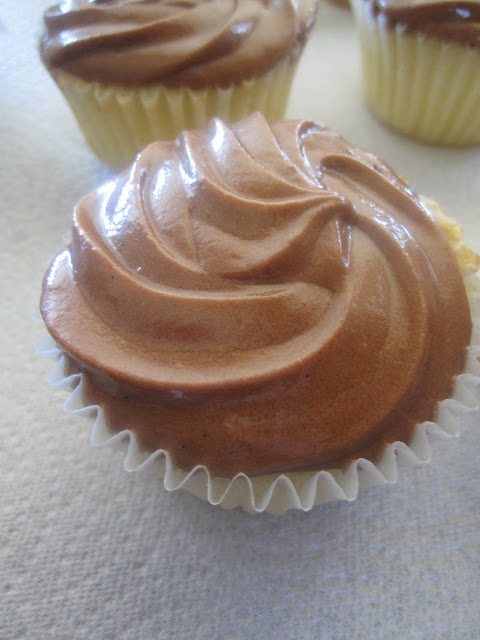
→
(39, 272, 480, 514)
(351, 0, 480, 146)
(51, 58, 297, 170)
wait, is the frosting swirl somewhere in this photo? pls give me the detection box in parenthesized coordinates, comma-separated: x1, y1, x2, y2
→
(41, 113, 472, 476)
(40, 0, 318, 88)
(365, 0, 480, 46)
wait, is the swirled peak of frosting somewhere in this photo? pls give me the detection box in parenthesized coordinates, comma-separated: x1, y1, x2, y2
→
(40, 0, 318, 88)
(41, 113, 472, 476)
(366, 0, 480, 46)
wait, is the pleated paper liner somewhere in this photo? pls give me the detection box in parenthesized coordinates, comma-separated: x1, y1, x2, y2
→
(351, 0, 480, 146)
(39, 271, 480, 514)
(51, 58, 297, 171)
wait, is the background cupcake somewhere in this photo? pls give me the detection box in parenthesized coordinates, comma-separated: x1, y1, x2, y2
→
(39, 0, 318, 170)
(351, 0, 480, 146)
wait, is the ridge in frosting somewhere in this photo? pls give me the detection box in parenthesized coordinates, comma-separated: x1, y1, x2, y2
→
(40, 0, 318, 88)
(41, 113, 472, 476)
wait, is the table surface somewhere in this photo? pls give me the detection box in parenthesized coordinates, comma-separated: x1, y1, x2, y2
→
(2, 2, 480, 639)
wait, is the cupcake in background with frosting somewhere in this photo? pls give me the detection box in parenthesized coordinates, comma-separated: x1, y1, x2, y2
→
(39, 0, 318, 170)
(351, 0, 480, 146)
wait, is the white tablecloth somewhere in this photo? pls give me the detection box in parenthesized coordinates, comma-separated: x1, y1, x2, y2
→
(2, 2, 479, 639)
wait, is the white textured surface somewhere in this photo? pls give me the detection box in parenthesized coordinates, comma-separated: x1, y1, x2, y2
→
(2, 1, 480, 639)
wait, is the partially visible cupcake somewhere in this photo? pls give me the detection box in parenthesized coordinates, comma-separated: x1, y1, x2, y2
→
(351, 0, 480, 146)
(39, 0, 318, 169)
(40, 113, 480, 512)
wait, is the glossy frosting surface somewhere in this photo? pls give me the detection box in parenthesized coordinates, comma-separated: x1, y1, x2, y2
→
(367, 0, 480, 45)
(40, 0, 317, 88)
(41, 113, 472, 476)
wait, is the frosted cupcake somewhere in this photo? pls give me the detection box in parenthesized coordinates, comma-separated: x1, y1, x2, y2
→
(351, 0, 480, 146)
(39, 0, 318, 169)
(40, 113, 479, 512)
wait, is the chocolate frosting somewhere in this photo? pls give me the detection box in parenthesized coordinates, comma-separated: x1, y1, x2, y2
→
(41, 113, 472, 476)
(40, 0, 318, 88)
(365, 0, 480, 46)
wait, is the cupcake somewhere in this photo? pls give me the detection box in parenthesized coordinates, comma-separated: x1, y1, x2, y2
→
(39, 0, 318, 170)
(350, 0, 480, 146)
(40, 113, 480, 512)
